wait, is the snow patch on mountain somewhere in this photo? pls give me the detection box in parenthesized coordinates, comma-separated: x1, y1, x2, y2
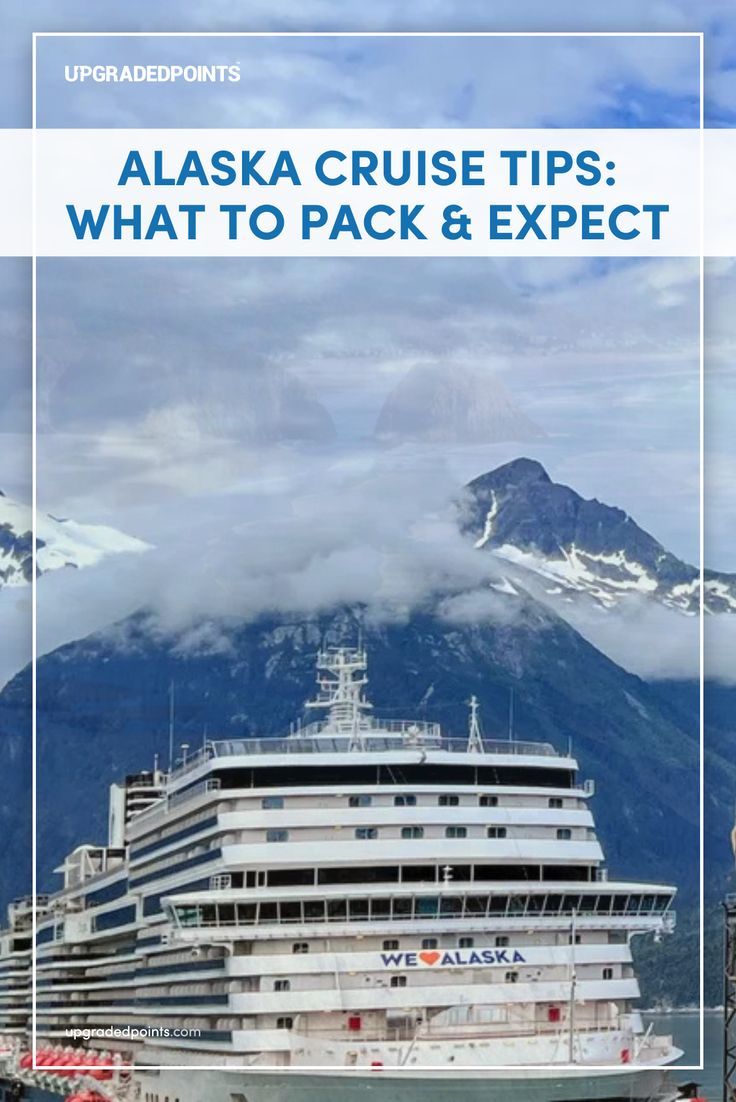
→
(0, 491, 151, 588)
(491, 542, 660, 607)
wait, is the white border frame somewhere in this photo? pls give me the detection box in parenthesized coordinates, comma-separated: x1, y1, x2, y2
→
(30, 28, 705, 1078)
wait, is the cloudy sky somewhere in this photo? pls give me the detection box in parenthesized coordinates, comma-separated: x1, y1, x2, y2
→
(1, 14, 734, 686)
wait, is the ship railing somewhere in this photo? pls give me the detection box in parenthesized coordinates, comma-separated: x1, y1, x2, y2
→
(167, 777, 221, 809)
(297, 1020, 644, 1043)
(167, 731, 560, 778)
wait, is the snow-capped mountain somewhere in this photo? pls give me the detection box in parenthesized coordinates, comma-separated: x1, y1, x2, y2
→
(375, 363, 544, 444)
(0, 490, 151, 587)
(461, 457, 736, 615)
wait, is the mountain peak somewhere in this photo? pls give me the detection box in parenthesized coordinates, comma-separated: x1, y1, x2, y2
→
(461, 458, 735, 614)
(467, 457, 551, 493)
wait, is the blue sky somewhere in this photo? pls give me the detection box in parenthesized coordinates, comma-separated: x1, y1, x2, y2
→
(3, 1, 736, 127)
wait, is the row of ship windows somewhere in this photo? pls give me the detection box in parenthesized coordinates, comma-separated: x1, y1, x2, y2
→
(260, 795, 569, 809)
(265, 826, 578, 841)
(172, 891, 671, 928)
(131, 794, 576, 857)
(129, 795, 574, 872)
(238, 863, 593, 887)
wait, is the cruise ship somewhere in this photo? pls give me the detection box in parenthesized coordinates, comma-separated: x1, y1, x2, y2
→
(0, 647, 688, 1102)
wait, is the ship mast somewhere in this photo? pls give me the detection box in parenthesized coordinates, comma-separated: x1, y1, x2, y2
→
(467, 694, 485, 753)
(568, 908, 578, 1064)
(304, 646, 373, 750)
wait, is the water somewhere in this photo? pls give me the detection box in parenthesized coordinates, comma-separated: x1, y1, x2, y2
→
(643, 1012, 721, 1100)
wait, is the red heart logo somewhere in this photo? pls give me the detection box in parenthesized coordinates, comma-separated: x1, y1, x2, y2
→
(419, 951, 441, 965)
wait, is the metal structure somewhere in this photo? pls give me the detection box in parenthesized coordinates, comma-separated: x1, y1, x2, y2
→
(724, 892, 736, 1102)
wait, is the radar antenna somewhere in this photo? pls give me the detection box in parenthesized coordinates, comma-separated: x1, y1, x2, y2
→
(305, 646, 373, 750)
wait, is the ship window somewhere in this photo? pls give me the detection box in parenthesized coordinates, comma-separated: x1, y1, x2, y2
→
(268, 868, 315, 887)
(556, 828, 572, 840)
(390, 975, 407, 988)
(327, 900, 347, 920)
(292, 942, 309, 954)
(488, 896, 508, 915)
(508, 895, 526, 916)
(201, 903, 218, 925)
(459, 937, 474, 948)
(440, 897, 462, 917)
(487, 827, 507, 839)
(383, 939, 399, 951)
(355, 827, 378, 840)
(421, 938, 438, 949)
(371, 899, 391, 919)
(219, 904, 236, 925)
(319, 865, 394, 885)
(438, 795, 459, 806)
(549, 797, 563, 808)
(304, 901, 326, 921)
(445, 826, 467, 838)
(416, 896, 440, 917)
(279, 902, 302, 922)
(479, 795, 498, 807)
(465, 896, 488, 915)
(393, 898, 412, 919)
(568, 933, 582, 944)
(394, 795, 417, 806)
(266, 829, 289, 843)
(277, 1017, 293, 1029)
(259, 902, 277, 922)
(495, 935, 509, 947)
(274, 979, 291, 991)
(349, 899, 369, 920)
(401, 827, 424, 839)
(505, 971, 519, 983)
(603, 968, 614, 980)
(401, 864, 434, 882)
(236, 904, 256, 925)
(262, 796, 284, 809)
(545, 895, 563, 915)
(349, 795, 372, 807)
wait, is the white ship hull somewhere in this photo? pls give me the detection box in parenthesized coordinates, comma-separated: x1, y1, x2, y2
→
(139, 1064, 685, 1102)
